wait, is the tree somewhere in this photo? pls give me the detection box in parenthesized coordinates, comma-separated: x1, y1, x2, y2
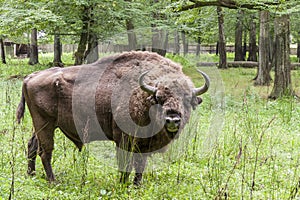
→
(125, 0, 137, 51)
(248, 14, 257, 62)
(85, 32, 99, 64)
(181, 31, 188, 55)
(269, 14, 292, 99)
(0, 37, 6, 64)
(297, 36, 300, 62)
(151, 0, 167, 56)
(74, 5, 90, 65)
(174, 30, 180, 55)
(234, 10, 244, 61)
(196, 36, 201, 56)
(290, 12, 300, 62)
(126, 19, 137, 51)
(254, 10, 271, 86)
(28, 28, 38, 65)
(53, 34, 63, 67)
(217, 6, 227, 69)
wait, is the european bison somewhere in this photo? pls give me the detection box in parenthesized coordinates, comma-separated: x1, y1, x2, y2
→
(16, 51, 209, 185)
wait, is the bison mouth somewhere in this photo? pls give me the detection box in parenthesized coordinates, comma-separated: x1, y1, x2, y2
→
(164, 114, 181, 139)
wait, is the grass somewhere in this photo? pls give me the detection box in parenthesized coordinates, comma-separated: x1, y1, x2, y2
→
(1, 53, 300, 199)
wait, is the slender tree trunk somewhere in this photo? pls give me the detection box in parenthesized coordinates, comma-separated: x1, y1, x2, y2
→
(234, 10, 244, 61)
(151, 27, 167, 56)
(196, 36, 201, 56)
(53, 34, 63, 67)
(217, 6, 227, 69)
(181, 31, 188, 56)
(151, 0, 166, 56)
(28, 28, 39, 65)
(75, 6, 89, 65)
(174, 31, 180, 55)
(151, 27, 166, 56)
(297, 34, 300, 62)
(0, 37, 6, 64)
(126, 19, 137, 51)
(163, 31, 169, 51)
(254, 10, 271, 85)
(152, 28, 166, 56)
(243, 30, 247, 60)
(269, 14, 292, 99)
(248, 15, 257, 62)
(269, 28, 275, 65)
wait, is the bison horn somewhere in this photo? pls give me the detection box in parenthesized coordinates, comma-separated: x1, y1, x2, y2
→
(193, 70, 210, 96)
(139, 71, 157, 94)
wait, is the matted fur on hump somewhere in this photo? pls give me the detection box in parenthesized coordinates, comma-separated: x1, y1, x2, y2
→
(96, 51, 196, 92)
(98, 51, 183, 79)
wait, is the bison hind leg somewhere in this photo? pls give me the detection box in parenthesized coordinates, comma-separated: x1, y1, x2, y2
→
(33, 121, 56, 182)
(27, 135, 38, 175)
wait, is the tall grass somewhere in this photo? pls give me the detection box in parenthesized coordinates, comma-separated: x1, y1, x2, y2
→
(0, 53, 300, 199)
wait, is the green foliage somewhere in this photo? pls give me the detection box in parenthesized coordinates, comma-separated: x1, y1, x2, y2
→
(0, 0, 64, 39)
(0, 53, 74, 79)
(1, 54, 300, 199)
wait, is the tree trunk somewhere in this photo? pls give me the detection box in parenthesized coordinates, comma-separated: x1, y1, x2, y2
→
(151, 0, 166, 56)
(181, 31, 188, 56)
(196, 37, 201, 56)
(84, 32, 98, 64)
(53, 34, 63, 67)
(28, 28, 39, 65)
(254, 11, 271, 85)
(234, 10, 244, 61)
(174, 31, 180, 55)
(152, 28, 166, 56)
(217, 6, 227, 69)
(75, 6, 89, 65)
(163, 31, 169, 51)
(243, 30, 247, 60)
(248, 15, 257, 62)
(269, 14, 292, 99)
(297, 35, 300, 62)
(269, 28, 275, 64)
(126, 19, 137, 51)
(0, 37, 6, 64)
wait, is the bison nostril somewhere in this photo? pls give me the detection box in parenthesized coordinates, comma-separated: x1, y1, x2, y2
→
(166, 118, 171, 124)
(174, 118, 180, 124)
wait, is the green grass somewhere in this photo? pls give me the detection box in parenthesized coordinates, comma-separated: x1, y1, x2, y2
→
(1, 53, 300, 199)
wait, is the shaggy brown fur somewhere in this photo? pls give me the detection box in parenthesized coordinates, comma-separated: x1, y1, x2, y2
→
(16, 51, 209, 185)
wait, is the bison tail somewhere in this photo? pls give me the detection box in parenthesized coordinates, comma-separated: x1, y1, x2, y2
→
(16, 91, 26, 124)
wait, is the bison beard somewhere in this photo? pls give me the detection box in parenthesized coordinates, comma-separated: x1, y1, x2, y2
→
(16, 51, 210, 185)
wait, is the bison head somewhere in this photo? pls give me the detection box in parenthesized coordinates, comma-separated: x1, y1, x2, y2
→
(139, 70, 210, 138)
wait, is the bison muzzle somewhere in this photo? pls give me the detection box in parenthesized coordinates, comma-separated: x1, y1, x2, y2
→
(16, 51, 210, 185)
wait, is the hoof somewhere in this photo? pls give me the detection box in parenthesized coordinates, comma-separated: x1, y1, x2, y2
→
(27, 169, 36, 176)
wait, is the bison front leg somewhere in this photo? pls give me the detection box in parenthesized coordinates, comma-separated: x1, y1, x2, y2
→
(133, 154, 147, 186)
(27, 135, 38, 175)
(116, 147, 133, 184)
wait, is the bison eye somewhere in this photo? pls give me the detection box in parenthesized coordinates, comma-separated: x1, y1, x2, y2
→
(155, 95, 163, 104)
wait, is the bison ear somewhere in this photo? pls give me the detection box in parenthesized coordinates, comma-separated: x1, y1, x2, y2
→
(196, 97, 203, 105)
(191, 96, 203, 110)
